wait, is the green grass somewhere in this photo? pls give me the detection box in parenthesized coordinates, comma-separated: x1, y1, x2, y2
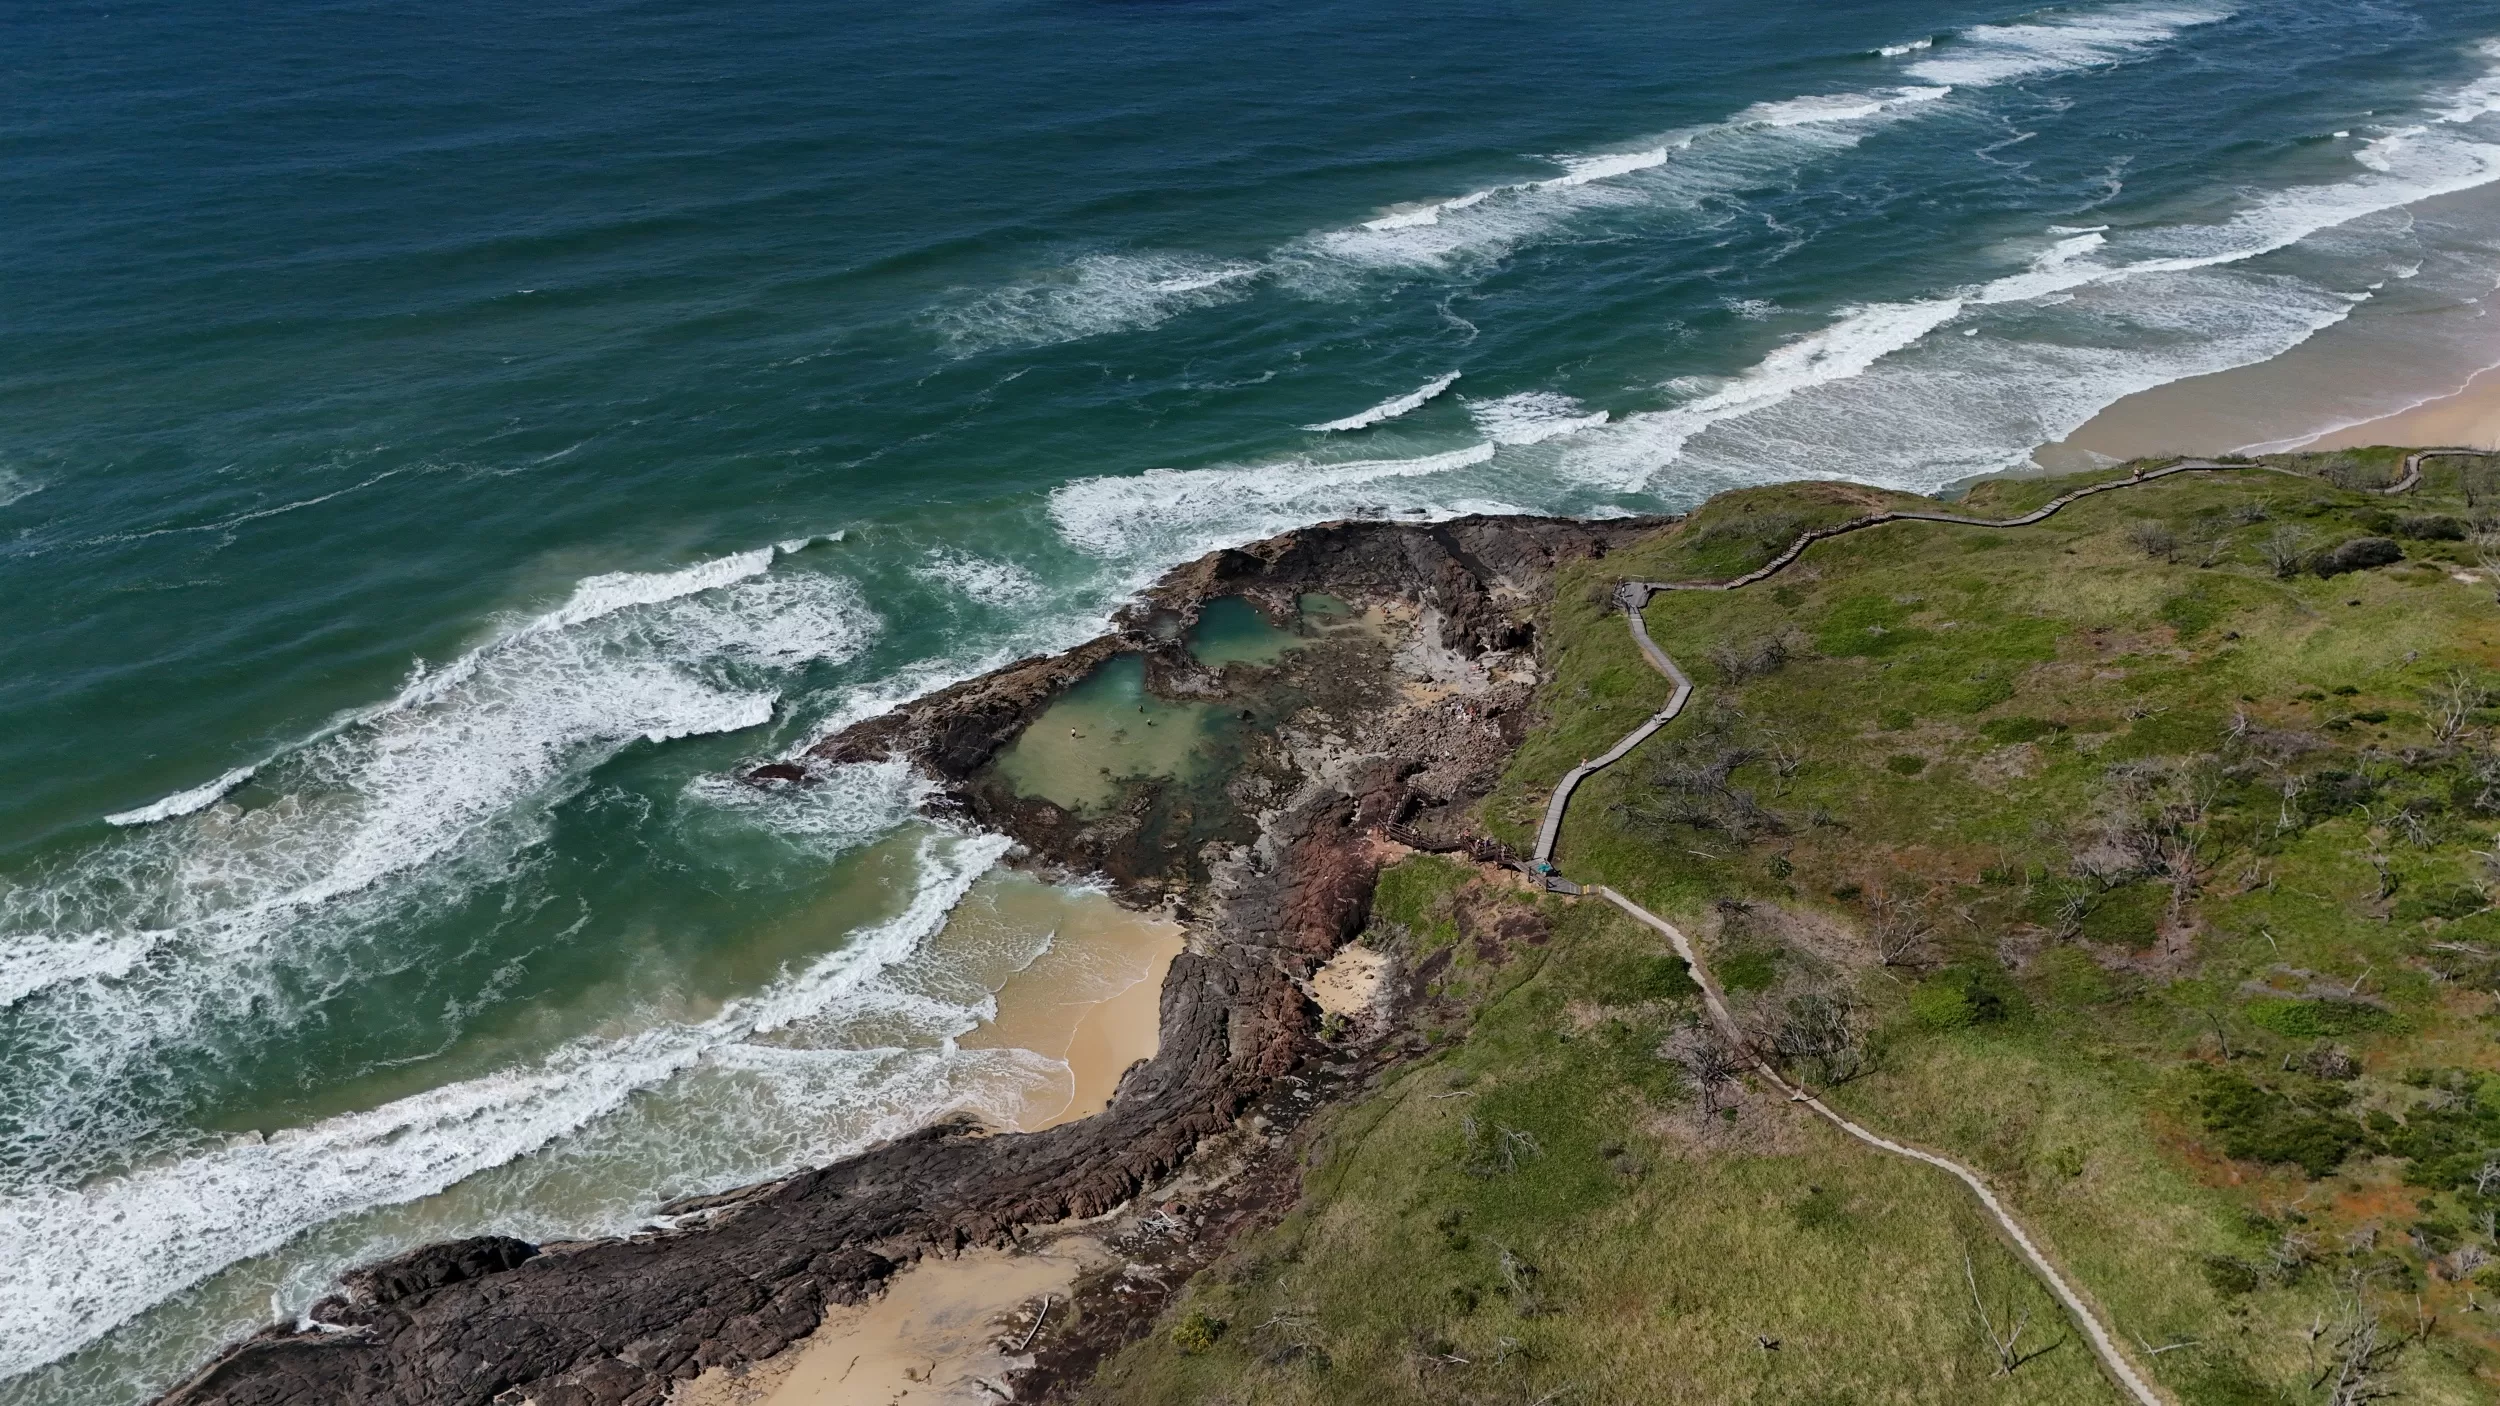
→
(1087, 455, 2500, 1405)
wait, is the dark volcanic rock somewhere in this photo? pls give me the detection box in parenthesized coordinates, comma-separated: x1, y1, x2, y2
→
(155, 514, 1657, 1406)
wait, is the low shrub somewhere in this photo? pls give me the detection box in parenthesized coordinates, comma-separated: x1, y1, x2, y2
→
(2197, 1071, 2369, 1177)
(1980, 715, 2063, 744)
(1907, 967, 2011, 1030)
(1170, 1307, 1227, 1355)
(1716, 948, 1780, 994)
(2398, 514, 2468, 541)
(2311, 537, 2403, 577)
(2244, 998, 2393, 1039)
(2393, 884, 2485, 923)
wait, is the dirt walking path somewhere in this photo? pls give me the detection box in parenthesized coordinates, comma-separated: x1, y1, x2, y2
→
(1593, 885, 2164, 1406)
(1522, 458, 2389, 1404)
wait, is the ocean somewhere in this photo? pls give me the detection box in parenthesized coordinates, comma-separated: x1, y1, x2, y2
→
(7, 0, 2500, 1397)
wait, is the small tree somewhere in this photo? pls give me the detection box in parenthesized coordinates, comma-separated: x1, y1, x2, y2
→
(1864, 882, 1936, 969)
(2432, 669, 2484, 747)
(2477, 532, 2500, 604)
(2126, 519, 2179, 561)
(2261, 526, 2309, 579)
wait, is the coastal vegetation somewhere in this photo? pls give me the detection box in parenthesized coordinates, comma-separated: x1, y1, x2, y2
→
(1089, 453, 2500, 1404)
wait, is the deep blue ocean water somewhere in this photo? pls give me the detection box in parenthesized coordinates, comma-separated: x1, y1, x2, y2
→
(9, 0, 2500, 1396)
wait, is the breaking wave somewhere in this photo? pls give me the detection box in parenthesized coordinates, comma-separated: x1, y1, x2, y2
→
(0, 547, 884, 1199)
(0, 827, 1014, 1379)
(1048, 442, 1496, 565)
(932, 253, 1263, 354)
(912, 548, 1047, 607)
(102, 767, 256, 828)
(1304, 372, 1461, 431)
(1466, 392, 1611, 445)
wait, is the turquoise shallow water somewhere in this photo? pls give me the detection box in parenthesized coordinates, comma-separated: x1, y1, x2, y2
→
(10, 0, 2500, 1396)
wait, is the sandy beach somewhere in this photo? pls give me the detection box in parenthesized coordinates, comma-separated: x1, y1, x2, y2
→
(668, 881, 1180, 1406)
(674, 1236, 1113, 1406)
(2036, 181, 2500, 464)
(954, 886, 1183, 1133)
(2305, 359, 2500, 451)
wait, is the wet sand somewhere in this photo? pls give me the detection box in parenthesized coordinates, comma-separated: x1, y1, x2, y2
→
(2046, 181, 2500, 462)
(955, 884, 1182, 1132)
(2304, 359, 2500, 450)
(668, 881, 1177, 1406)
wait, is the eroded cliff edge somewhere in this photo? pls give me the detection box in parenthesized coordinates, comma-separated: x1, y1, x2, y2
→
(156, 514, 1659, 1406)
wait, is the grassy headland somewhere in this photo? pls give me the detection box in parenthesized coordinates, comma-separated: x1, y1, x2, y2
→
(1085, 452, 2500, 1405)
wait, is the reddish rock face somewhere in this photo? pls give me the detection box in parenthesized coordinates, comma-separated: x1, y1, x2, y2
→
(157, 514, 1658, 1406)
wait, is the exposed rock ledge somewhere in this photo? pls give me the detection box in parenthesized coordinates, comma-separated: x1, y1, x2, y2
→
(156, 514, 1658, 1406)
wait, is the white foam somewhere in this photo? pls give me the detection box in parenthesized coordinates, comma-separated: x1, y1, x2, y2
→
(1304, 372, 1462, 432)
(683, 759, 931, 855)
(1736, 86, 1953, 128)
(1308, 86, 1952, 274)
(0, 556, 881, 1193)
(774, 530, 845, 555)
(103, 767, 257, 828)
(1904, 2, 2233, 88)
(0, 930, 161, 1010)
(0, 468, 41, 510)
(1048, 442, 1497, 563)
(2440, 40, 2500, 123)
(1467, 391, 1611, 445)
(938, 2, 2222, 331)
(1566, 39, 2500, 494)
(527, 548, 776, 636)
(1568, 298, 1968, 490)
(912, 548, 1046, 607)
(1541, 147, 1678, 187)
(0, 828, 1009, 1380)
(932, 253, 1263, 353)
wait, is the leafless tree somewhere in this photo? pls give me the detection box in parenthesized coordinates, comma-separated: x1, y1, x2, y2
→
(2259, 767, 2304, 833)
(1758, 730, 1809, 796)
(1669, 1026, 1743, 1116)
(2261, 526, 2310, 579)
(2368, 850, 2396, 902)
(1865, 882, 1936, 969)
(1752, 989, 1868, 1084)
(2269, 1231, 2319, 1282)
(2392, 800, 2439, 850)
(1964, 1253, 2060, 1377)
(2473, 1157, 2500, 1199)
(1495, 1244, 1544, 1316)
(2477, 532, 2500, 604)
(2432, 669, 2484, 747)
(1625, 716, 1793, 843)
(2322, 454, 2394, 492)
(2287, 1045, 2359, 1082)
(2126, 519, 2179, 561)
(2311, 1275, 2404, 1406)
(1707, 630, 1796, 684)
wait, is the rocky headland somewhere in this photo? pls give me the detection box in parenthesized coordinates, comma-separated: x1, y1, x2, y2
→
(154, 513, 1660, 1406)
